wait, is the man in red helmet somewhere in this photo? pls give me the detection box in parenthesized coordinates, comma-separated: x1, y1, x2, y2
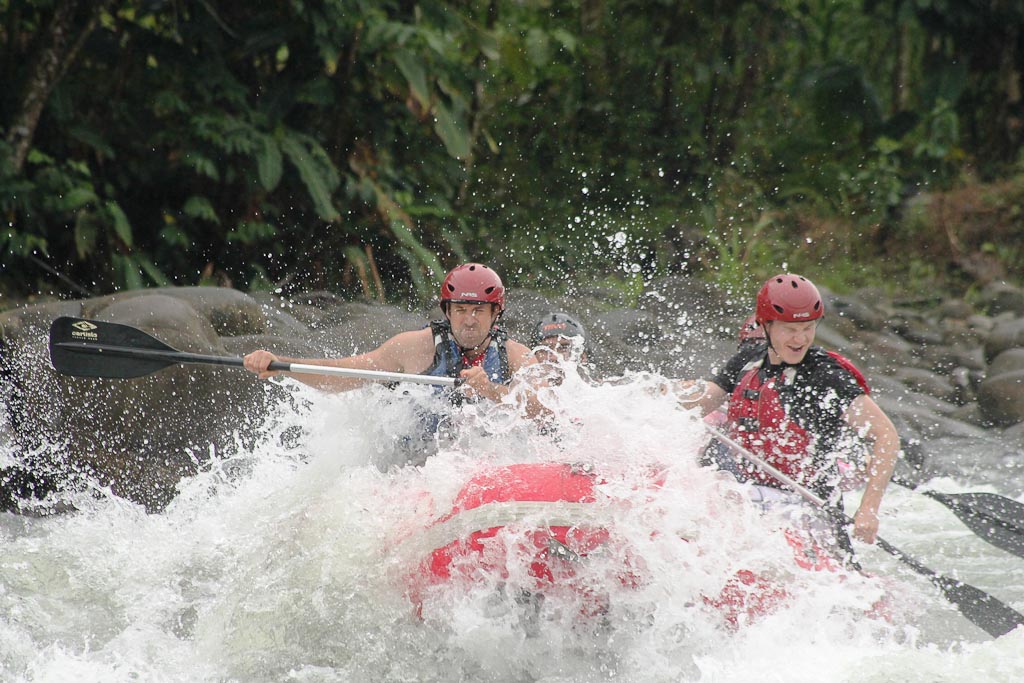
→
(243, 263, 540, 413)
(678, 274, 900, 546)
(708, 311, 875, 488)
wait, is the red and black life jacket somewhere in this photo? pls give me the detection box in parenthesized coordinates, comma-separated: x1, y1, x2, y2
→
(725, 348, 867, 493)
(727, 360, 815, 488)
(827, 351, 869, 395)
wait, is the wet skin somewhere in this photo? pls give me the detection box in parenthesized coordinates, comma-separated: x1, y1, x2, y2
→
(446, 303, 498, 353)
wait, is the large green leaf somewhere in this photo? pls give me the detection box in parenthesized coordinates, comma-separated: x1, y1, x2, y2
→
(227, 220, 277, 243)
(73, 213, 98, 259)
(257, 134, 284, 191)
(113, 253, 145, 290)
(59, 187, 98, 212)
(394, 50, 431, 111)
(525, 27, 551, 68)
(432, 100, 470, 161)
(397, 246, 432, 301)
(106, 200, 133, 247)
(67, 125, 115, 159)
(388, 218, 444, 285)
(183, 196, 220, 224)
(186, 154, 220, 181)
(136, 253, 172, 286)
(279, 134, 341, 221)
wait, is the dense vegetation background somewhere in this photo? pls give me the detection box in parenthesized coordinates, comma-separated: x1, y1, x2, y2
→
(3, 0, 1024, 308)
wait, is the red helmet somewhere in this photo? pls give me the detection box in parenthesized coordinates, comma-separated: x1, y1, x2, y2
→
(440, 263, 505, 313)
(737, 314, 765, 344)
(755, 274, 824, 325)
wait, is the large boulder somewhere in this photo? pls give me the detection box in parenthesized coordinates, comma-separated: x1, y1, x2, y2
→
(827, 292, 887, 330)
(306, 302, 431, 356)
(877, 396, 990, 441)
(891, 367, 958, 404)
(978, 370, 1024, 427)
(639, 275, 741, 333)
(978, 281, 1024, 317)
(983, 317, 1024, 363)
(989, 348, 1024, 377)
(0, 291, 278, 512)
(845, 330, 917, 375)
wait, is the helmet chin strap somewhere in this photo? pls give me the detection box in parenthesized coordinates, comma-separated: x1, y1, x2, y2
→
(764, 324, 782, 363)
(458, 335, 491, 356)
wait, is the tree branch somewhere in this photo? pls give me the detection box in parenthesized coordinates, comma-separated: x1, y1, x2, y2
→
(5, 0, 112, 174)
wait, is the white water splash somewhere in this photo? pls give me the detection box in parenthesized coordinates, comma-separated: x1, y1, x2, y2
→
(2, 368, 1024, 682)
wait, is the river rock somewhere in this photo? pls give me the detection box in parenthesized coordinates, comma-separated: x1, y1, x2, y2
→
(639, 275, 740, 329)
(978, 369, 1024, 427)
(811, 321, 855, 353)
(983, 317, 1024, 363)
(939, 318, 986, 349)
(978, 281, 1024, 316)
(309, 303, 431, 356)
(877, 396, 990, 441)
(0, 291, 273, 512)
(988, 348, 1024, 377)
(845, 329, 917, 374)
(937, 298, 975, 320)
(891, 367, 958, 403)
(826, 292, 886, 331)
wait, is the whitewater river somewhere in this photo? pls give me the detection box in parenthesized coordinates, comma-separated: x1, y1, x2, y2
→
(3, 368, 1024, 682)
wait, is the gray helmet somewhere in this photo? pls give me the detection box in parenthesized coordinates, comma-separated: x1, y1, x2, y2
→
(532, 312, 586, 346)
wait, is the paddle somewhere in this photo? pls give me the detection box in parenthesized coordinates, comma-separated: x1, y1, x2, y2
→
(704, 423, 1024, 639)
(48, 316, 457, 387)
(888, 475, 1024, 560)
(709, 409, 1024, 560)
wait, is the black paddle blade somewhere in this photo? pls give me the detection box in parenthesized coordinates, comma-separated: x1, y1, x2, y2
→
(49, 317, 181, 379)
(926, 491, 1024, 559)
(933, 574, 1024, 639)
(875, 537, 1024, 638)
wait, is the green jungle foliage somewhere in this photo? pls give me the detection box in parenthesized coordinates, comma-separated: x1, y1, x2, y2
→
(3, 0, 1024, 305)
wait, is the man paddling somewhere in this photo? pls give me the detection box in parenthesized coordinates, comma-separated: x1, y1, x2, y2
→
(676, 274, 901, 545)
(709, 311, 875, 490)
(243, 263, 543, 417)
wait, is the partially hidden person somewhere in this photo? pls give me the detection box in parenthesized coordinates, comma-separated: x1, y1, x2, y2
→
(529, 311, 596, 385)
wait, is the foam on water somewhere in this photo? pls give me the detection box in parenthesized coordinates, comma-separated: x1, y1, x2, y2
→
(2, 367, 1024, 682)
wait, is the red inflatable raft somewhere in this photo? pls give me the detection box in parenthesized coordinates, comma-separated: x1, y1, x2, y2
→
(407, 462, 880, 629)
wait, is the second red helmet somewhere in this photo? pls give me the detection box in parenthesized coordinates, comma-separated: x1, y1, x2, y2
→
(737, 313, 766, 344)
(440, 263, 505, 312)
(755, 274, 824, 325)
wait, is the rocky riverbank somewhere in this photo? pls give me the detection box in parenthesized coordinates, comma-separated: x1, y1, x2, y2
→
(2, 277, 1024, 512)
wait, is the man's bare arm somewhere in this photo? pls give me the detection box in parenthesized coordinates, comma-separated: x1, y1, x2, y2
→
(243, 329, 433, 392)
(844, 394, 900, 544)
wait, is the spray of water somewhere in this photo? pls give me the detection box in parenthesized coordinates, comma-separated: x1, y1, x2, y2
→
(2, 366, 1024, 682)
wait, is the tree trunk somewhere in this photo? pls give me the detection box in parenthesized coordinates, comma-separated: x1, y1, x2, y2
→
(456, 0, 499, 206)
(894, 22, 912, 112)
(999, 23, 1022, 156)
(5, 0, 108, 174)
